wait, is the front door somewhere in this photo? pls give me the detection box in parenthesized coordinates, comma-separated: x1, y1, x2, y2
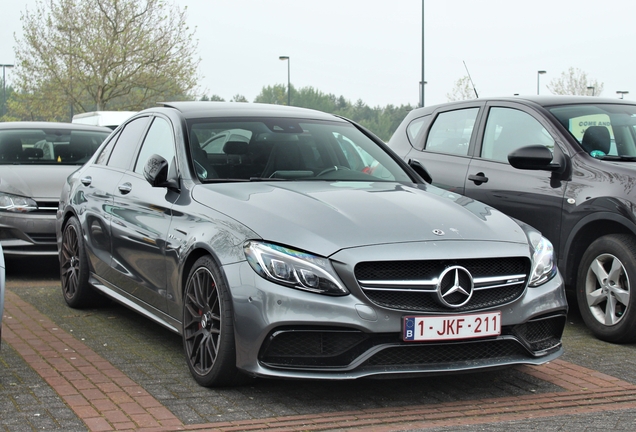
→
(109, 116, 179, 312)
(463, 104, 567, 251)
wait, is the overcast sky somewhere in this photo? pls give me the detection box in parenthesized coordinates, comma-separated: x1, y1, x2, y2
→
(1, 0, 634, 107)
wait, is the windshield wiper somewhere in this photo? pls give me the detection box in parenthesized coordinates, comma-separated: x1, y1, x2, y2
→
(249, 177, 290, 181)
(600, 155, 636, 161)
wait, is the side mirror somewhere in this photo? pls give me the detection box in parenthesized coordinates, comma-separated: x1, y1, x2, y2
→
(508, 145, 563, 172)
(144, 154, 179, 190)
(408, 158, 433, 184)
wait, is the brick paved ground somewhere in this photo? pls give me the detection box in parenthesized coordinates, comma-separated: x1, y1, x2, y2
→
(2, 260, 636, 431)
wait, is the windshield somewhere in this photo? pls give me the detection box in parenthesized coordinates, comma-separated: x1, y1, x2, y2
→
(187, 118, 413, 182)
(549, 104, 636, 159)
(0, 128, 110, 165)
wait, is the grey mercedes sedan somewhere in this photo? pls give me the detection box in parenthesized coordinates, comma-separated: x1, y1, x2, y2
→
(0, 122, 111, 256)
(56, 102, 567, 387)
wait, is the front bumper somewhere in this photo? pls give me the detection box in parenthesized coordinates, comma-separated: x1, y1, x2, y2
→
(0, 212, 58, 256)
(226, 258, 567, 380)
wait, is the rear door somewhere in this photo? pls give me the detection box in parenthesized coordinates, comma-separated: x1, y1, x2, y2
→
(404, 104, 483, 194)
(80, 117, 149, 278)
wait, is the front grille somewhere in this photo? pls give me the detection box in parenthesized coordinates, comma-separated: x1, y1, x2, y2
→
(356, 258, 527, 280)
(365, 339, 528, 366)
(365, 285, 526, 312)
(355, 258, 529, 312)
(35, 201, 59, 213)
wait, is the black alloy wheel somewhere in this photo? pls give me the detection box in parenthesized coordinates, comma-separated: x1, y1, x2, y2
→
(183, 256, 245, 387)
(60, 216, 97, 308)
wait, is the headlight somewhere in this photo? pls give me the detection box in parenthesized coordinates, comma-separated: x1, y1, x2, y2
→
(526, 229, 557, 287)
(0, 193, 38, 212)
(244, 241, 348, 295)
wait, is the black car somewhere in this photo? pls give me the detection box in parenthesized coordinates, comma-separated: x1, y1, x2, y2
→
(388, 95, 636, 343)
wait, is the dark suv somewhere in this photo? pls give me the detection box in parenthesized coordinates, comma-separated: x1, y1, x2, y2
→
(388, 96, 636, 343)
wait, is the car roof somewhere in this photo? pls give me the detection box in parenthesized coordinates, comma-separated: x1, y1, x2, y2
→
(0, 121, 113, 132)
(419, 95, 636, 112)
(155, 101, 346, 122)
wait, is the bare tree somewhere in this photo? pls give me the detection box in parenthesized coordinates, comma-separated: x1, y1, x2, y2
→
(10, 0, 200, 121)
(447, 76, 477, 102)
(547, 67, 604, 96)
(230, 94, 249, 103)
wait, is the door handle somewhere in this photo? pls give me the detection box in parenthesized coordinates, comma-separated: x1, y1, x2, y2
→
(80, 176, 92, 186)
(118, 182, 132, 194)
(468, 172, 488, 185)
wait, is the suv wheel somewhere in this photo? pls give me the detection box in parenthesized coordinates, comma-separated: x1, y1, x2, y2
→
(577, 234, 636, 343)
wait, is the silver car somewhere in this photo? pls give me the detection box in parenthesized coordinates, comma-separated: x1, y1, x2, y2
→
(57, 102, 567, 387)
(0, 243, 4, 345)
(0, 122, 111, 256)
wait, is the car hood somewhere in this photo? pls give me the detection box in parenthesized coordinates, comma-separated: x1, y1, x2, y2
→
(0, 165, 79, 200)
(192, 181, 528, 257)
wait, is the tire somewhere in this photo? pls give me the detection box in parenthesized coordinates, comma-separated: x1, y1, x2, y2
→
(60, 216, 99, 308)
(182, 256, 246, 387)
(576, 234, 636, 343)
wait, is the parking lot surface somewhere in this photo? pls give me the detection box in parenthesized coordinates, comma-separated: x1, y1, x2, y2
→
(2, 257, 636, 431)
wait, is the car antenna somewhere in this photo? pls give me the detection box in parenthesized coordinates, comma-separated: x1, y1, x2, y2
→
(463, 61, 479, 98)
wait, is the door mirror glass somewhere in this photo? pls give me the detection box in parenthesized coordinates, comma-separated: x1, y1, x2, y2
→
(144, 154, 170, 187)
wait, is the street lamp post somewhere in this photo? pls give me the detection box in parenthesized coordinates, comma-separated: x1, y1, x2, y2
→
(279, 56, 290, 106)
(617, 91, 629, 99)
(1, 64, 14, 117)
(421, 0, 425, 107)
(58, 25, 76, 120)
(587, 86, 596, 96)
(419, 81, 427, 108)
(537, 70, 546, 95)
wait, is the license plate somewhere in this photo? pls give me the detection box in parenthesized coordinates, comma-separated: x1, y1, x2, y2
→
(403, 311, 501, 342)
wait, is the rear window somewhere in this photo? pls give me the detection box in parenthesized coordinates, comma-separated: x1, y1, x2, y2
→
(0, 128, 111, 165)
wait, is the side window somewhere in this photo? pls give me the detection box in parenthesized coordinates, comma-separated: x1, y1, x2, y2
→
(424, 108, 478, 156)
(406, 115, 429, 149)
(106, 117, 150, 170)
(94, 130, 121, 165)
(481, 107, 555, 162)
(134, 117, 175, 174)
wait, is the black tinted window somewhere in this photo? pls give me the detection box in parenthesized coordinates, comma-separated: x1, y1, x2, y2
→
(425, 108, 477, 156)
(107, 117, 149, 170)
(481, 108, 554, 162)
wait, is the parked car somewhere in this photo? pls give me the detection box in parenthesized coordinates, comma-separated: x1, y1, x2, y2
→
(72, 111, 137, 130)
(0, 122, 112, 256)
(388, 95, 636, 343)
(57, 102, 567, 387)
(0, 244, 4, 346)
